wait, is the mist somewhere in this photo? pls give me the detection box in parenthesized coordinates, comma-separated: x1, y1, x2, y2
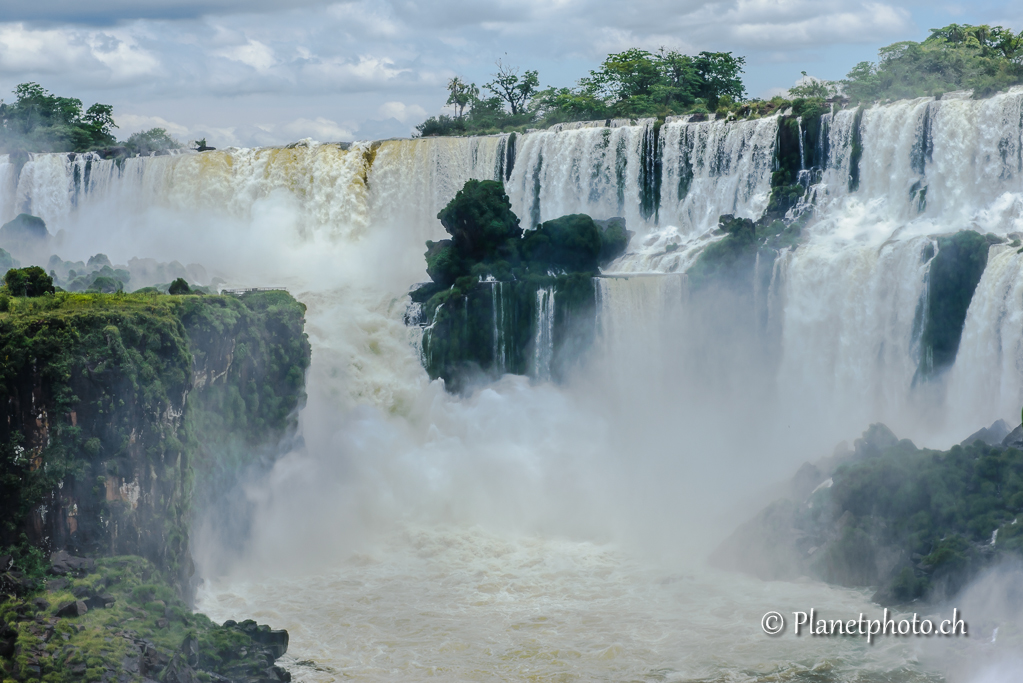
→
(6, 93, 1023, 678)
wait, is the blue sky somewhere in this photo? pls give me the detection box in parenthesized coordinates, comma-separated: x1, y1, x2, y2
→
(0, 0, 1020, 146)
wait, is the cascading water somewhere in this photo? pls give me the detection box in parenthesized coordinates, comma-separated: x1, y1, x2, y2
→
(5, 93, 1023, 680)
(505, 120, 654, 231)
(532, 286, 555, 380)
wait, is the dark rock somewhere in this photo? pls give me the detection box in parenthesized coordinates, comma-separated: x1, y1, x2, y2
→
(85, 593, 116, 610)
(272, 665, 293, 682)
(45, 578, 69, 592)
(31, 597, 48, 611)
(252, 628, 289, 659)
(56, 600, 88, 617)
(853, 423, 899, 458)
(72, 584, 91, 598)
(1002, 424, 1023, 448)
(962, 419, 1011, 446)
(182, 633, 199, 667)
(49, 550, 94, 576)
(0, 555, 11, 571)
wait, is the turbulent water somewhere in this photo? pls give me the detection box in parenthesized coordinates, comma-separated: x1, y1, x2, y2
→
(5, 90, 1023, 682)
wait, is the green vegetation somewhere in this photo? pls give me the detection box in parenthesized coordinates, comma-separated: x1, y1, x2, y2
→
(411, 180, 629, 390)
(417, 48, 747, 137)
(837, 24, 1023, 102)
(3, 267, 54, 297)
(122, 127, 182, 156)
(0, 83, 116, 153)
(0, 555, 289, 682)
(0, 83, 182, 155)
(0, 290, 309, 582)
(716, 423, 1023, 606)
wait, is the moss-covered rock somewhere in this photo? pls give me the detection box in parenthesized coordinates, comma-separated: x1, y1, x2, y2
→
(713, 422, 1023, 606)
(0, 290, 310, 593)
(0, 554, 290, 682)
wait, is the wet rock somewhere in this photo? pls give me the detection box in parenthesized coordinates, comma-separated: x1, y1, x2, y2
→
(1002, 424, 1023, 448)
(962, 419, 1011, 446)
(252, 627, 289, 660)
(85, 593, 115, 610)
(49, 550, 94, 576)
(56, 600, 88, 617)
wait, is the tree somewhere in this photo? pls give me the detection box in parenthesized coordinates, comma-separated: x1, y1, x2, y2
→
(483, 61, 539, 115)
(124, 128, 182, 155)
(693, 52, 747, 108)
(582, 49, 662, 108)
(652, 49, 699, 108)
(3, 266, 54, 297)
(168, 278, 191, 295)
(437, 179, 522, 261)
(0, 82, 117, 153)
(788, 71, 838, 99)
(446, 77, 478, 119)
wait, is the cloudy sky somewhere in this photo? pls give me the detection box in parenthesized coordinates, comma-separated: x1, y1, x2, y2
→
(0, 0, 1019, 147)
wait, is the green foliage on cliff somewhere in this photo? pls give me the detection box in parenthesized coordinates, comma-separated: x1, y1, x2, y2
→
(0, 555, 289, 682)
(819, 437, 1023, 601)
(413, 180, 626, 390)
(843, 24, 1023, 101)
(422, 180, 629, 291)
(716, 423, 1023, 606)
(0, 290, 309, 583)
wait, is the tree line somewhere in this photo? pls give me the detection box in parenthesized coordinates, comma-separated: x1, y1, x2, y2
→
(792, 23, 1023, 102)
(0, 83, 182, 155)
(417, 48, 746, 137)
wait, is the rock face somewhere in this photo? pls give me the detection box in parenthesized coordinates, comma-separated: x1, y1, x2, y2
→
(713, 421, 1023, 605)
(0, 290, 310, 597)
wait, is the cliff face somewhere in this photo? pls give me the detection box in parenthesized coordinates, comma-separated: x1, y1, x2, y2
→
(0, 290, 310, 593)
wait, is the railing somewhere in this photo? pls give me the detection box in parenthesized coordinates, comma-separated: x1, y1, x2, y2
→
(219, 286, 289, 294)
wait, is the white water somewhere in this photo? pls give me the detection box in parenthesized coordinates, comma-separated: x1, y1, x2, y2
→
(506, 120, 653, 231)
(5, 96, 1023, 680)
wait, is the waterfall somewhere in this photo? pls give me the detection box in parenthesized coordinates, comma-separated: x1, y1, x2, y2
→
(946, 244, 1023, 430)
(5, 91, 1023, 440)
(533, 286, 555, 380)
(505, 120, 654, 231)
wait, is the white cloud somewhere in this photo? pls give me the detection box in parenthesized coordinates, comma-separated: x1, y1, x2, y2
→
(278, 116, 354, 141)
(216, 39, 277, 72)
(376, 101, 427, 122)
(114, 113, 191, 138)
(0, 23, 159, 84)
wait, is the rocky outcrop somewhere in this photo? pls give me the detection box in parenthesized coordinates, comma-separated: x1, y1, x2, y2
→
(0, 290, 310, 596)
(713, 421, 1023, 605)
(1, 553, 290, 682)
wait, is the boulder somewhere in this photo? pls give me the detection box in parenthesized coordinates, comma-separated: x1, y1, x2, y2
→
(56, 600, 88, 617)
(49, 550, 95, 576)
